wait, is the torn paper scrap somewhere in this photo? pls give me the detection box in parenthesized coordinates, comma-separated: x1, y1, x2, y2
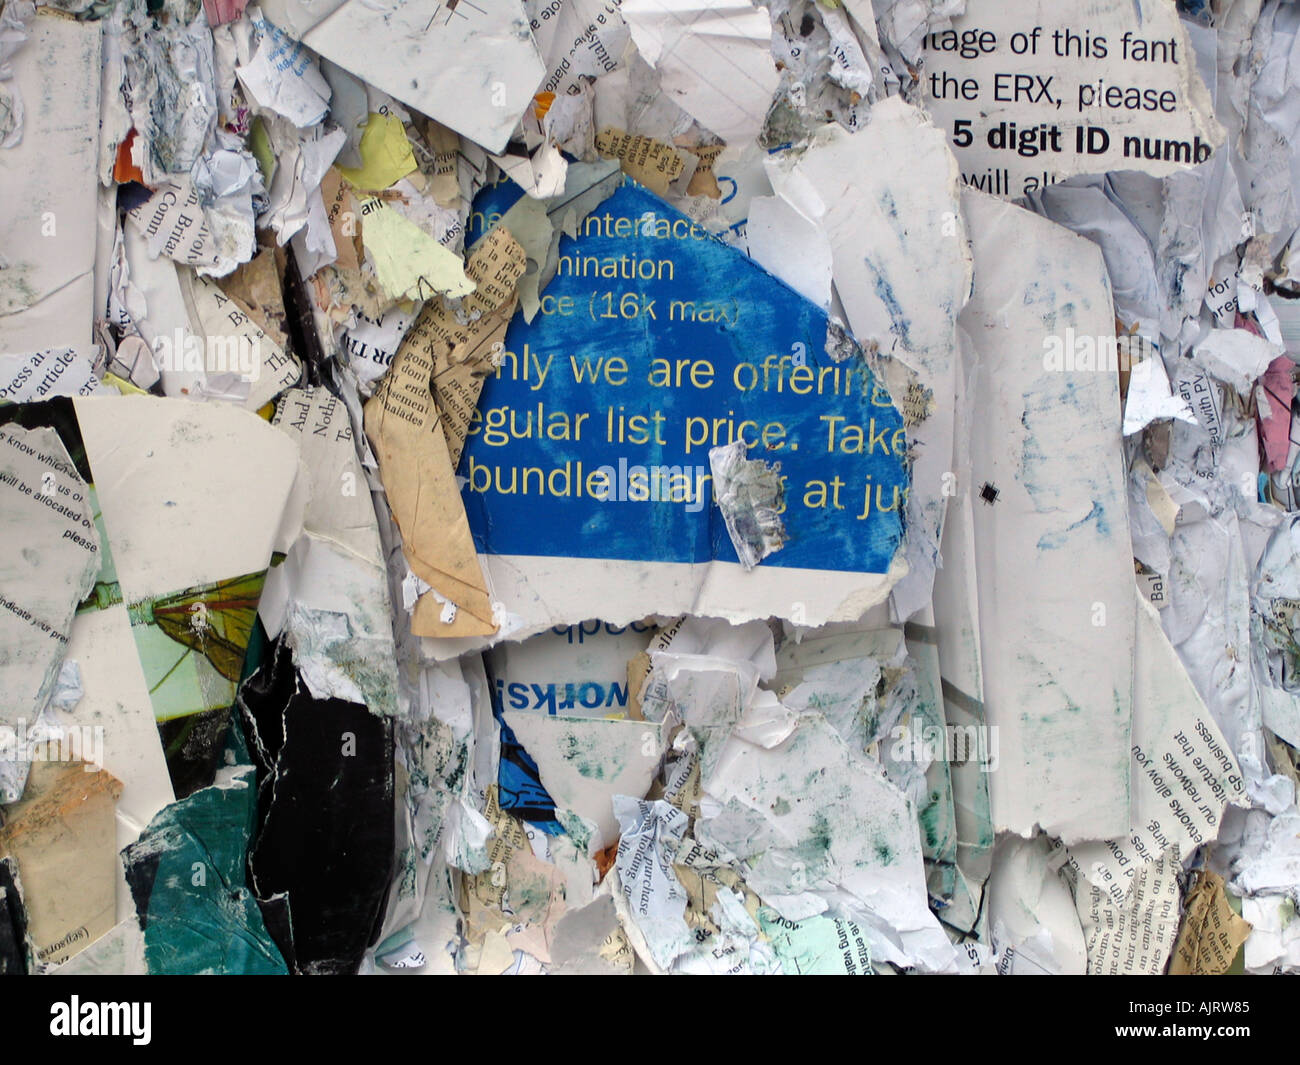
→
(1060, 593, 1246, 901)
(505, 714, 664, 853)
(263, 386, 399, 712)
(1074, 851, 1181, 975)
(612, 795, 693, 971)
(364, 316, 498, 639)
(1169, 870, 1251, 975)
(455, 181, 909, 652)
(0, 12, 99, 354)
(708, 440, 787, 570)
(0, 757, 122, 969)
(923, 0, 1224, 196)
(258, 0, 545, 154)
(0, 424, 100, 800)
(959, 189, 1135, 844)
(621, 0, 779, 147)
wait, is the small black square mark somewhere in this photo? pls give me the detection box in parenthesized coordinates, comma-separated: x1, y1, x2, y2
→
(980, 483, 1000, 505)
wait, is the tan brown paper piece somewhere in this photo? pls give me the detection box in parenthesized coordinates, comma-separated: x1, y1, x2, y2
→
(424, 227, 526, 466)
(682, 142, 724, 199)
(218, 247, 291, 351)
(321, 168, 364, 274)
(363, 251, 510, 636)
(0, 757, 122, 968)
(1169, 871, 1252, 975)
(421, 120, 461, 209)
(595, 128, 686, 196)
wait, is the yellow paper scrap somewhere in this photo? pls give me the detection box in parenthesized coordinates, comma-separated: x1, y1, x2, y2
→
(359, 197, 475, 303)
(337, 112, 418, 192)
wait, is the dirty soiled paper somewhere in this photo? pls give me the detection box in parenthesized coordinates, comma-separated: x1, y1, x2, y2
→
(697, 704, 955, 972)
(0, 12, 100, 355)
(0, 425, 101, 800)
(505, 714, 665, 854)
(959, 189, 1136, 844)
(1170, 871, 1251, 975)
(258, 0, 545, 155)
(780, 98, 971, 621)
(0, 757, 122, 969)
(1060, 593, 1246, 901)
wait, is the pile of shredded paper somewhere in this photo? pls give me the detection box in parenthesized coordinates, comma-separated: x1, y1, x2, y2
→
(3, 0, 1300, 976)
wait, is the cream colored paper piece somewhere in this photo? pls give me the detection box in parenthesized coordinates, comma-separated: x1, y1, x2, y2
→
(180, 270, 302, 409)
(73, 396, 301, 602)
(1061, 594, 1246, 902)
(988, 834, 1087, 975)
(58, 604, 175, 926)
